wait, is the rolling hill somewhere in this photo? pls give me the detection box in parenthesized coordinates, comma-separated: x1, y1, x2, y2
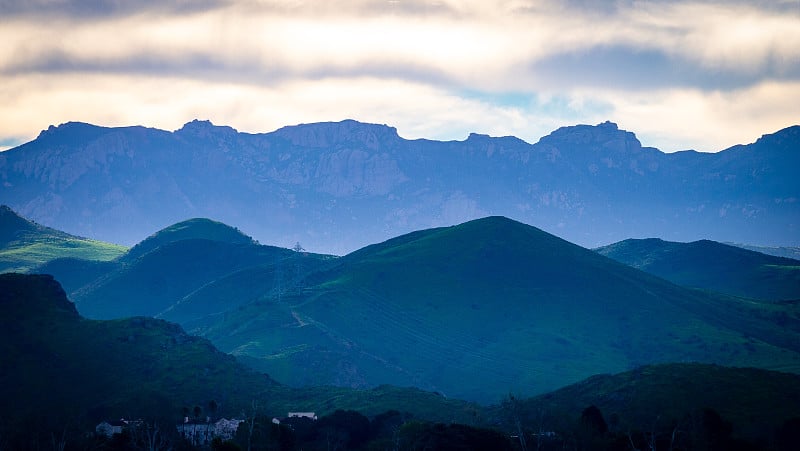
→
(595, 238, 800, 301)
(488, 363, 800, 445)
(0, 272, 277, 429)
(6, 272, 796, 449)
(185, 217, 800, 403)
(0, 272, 484, 447)
(69, 218, 334, 320)
(0, 205, 126, 273)
(15, 212, 800, 404)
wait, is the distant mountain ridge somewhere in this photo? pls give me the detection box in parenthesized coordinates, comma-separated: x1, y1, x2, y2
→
(1, 119, 798, 254)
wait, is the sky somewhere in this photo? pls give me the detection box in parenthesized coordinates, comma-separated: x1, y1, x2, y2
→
(1, 0, 799, 153)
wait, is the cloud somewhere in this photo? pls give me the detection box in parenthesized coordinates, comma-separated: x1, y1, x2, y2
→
(0, 0, 226, 19)
(587, 80, 800, 152)
(0, 0, 798, 152)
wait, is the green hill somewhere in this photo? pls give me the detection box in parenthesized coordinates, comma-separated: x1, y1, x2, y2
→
(67, 216, 334, 320)
(0, 273, 277, 429)
(195, 216, 800, 402)
(0, 205, 126, 273)
(4, 272, 796, 449)
(595, 238, 800, 301)
(122, 217, 258, 261)
(0, 273, 484, 447)
(491, 363, 800, 445)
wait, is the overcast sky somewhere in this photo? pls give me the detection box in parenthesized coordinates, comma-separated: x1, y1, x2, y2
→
(1, 0, 799, 152)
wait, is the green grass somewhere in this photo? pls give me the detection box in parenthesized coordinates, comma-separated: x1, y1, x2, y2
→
(0, 235, 126, 273)
(0, 205, 127, 273)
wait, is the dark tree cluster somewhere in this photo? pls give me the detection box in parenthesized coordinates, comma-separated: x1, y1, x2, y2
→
(231, 409, 512, 451)
(499, 404, 798, 451)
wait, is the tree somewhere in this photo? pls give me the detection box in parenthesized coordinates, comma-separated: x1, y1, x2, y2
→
(399, 422, 513, 451)
(234, 414, 295, 451)
(776, 417, 800, 451)
(211, 436, 242, 451)
(581, 405, 608, 435)
(208, 400, 219, 446)
(579, 405, 610, 451)
(501, 393, 528, 451)
(317, 409, 371, 450)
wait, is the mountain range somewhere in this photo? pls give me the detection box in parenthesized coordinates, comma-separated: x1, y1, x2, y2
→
(1, 119, 798, 254)
(10, 206, 795, 403)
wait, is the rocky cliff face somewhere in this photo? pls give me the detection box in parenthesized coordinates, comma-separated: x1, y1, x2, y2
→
(1, 119, 797, 254)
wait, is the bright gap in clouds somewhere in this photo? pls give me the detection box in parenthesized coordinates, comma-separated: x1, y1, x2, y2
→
(0, 0, 798, 153)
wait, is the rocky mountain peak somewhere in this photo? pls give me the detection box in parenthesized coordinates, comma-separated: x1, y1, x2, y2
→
(34, 121, 107, 145)
(536, 120, 645, 156)
(175, 119, 238, 138)
(753, 125, 800, 152)
(271, 119, 400, 150)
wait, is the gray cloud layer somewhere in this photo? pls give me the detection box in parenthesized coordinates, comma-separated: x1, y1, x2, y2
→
(1, 0, 799, 152)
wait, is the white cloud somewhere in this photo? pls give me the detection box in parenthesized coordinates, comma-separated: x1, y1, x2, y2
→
(0, 0, 798, 151)
(588, 80, 800, 152)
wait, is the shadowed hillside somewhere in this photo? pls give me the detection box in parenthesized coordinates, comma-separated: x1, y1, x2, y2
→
(72, 219, 334, 320)
(596, 238, 800, 301)
(0, 273, 485, 447)
(490, 363, 800, 447)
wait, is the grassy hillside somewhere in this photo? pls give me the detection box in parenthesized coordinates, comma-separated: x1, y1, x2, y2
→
(0, 273, 482, 441)
(30, 214, 800, 405)
(4, 265, 797, 449)
(71, 218, 334, 320)
(122, 217, 258, 261)
(0, 205, 126, 273)
(489, 363, 800, 444)
(596, 238, 800, 301)
(198, 216, 800, 403)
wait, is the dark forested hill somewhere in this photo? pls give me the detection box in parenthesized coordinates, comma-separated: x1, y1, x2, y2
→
(0, 273, 277, 427)
(489, 363, 800, 447)
(1, 120, 797, 255)
(0, 273, 485, 448)
(596, 238, 800, 301)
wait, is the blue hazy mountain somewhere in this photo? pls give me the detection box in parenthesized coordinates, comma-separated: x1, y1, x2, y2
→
(1, 120, 797, 254)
